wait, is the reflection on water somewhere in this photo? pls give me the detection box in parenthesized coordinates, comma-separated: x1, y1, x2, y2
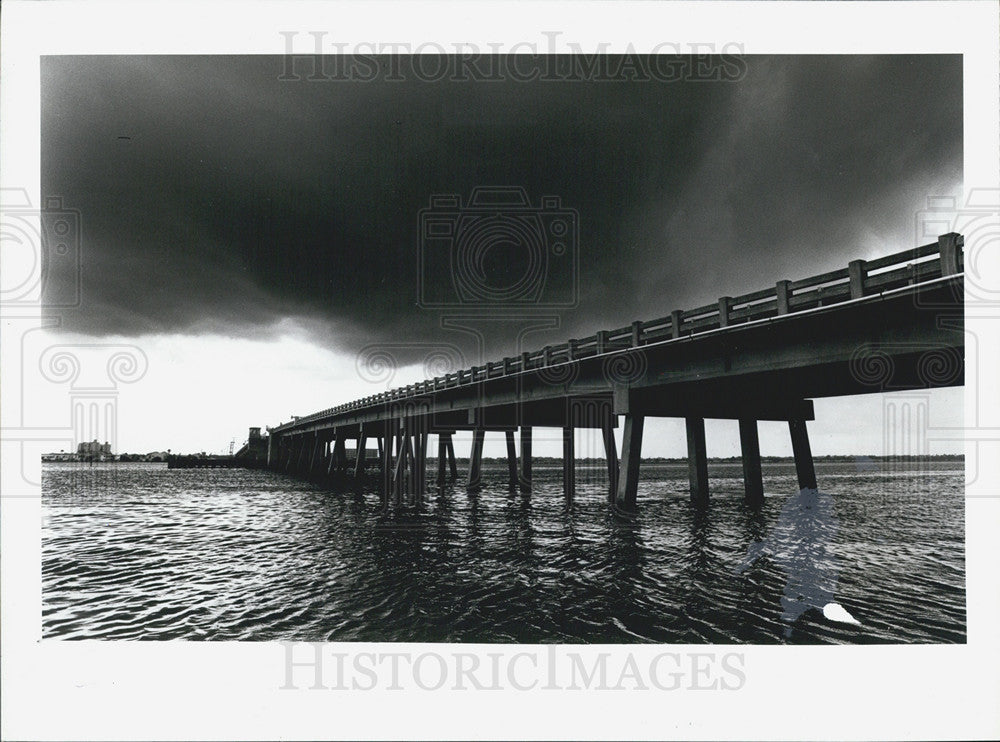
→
(42, 461, 966, 643)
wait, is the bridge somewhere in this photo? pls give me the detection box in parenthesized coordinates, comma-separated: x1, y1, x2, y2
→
(265, 233, 964, 511)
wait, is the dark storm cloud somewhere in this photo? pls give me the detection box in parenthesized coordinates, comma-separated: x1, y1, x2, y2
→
(42, 54, 961, 359)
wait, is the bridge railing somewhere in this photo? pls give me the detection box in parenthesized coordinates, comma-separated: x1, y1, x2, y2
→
(276, 235, 962, 430)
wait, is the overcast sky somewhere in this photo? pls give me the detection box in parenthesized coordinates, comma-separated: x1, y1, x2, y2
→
(40, 54, 964, 455)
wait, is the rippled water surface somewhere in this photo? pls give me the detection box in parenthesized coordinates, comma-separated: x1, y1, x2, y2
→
(42, 460, 965, 643)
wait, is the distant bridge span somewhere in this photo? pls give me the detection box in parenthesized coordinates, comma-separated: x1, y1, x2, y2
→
(266, 234, 964, 510)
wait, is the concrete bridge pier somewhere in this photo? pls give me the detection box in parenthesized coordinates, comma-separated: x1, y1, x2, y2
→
(602, 417, 619, 504)
(468, 428, 485, 490)
(562, 426, 575, 501)
(519, 426, 533, 492)
(309, 433, 325, 477)
(380, 420, 393, 506)
(354, 424, 367, 477)
(414, 430, 428, 504)
(437, 434, 448, 484)
(505, 431, 518, 489)
(391, 421, 410, 506)
(266, 433, 276, 469)
(788, 418, 817, 490)
(739, 418, 765, 506)
(686, 417, 709, 505)
(296, 434, 309, 474)
(446, 435, 458, 478)
(615, 414, 645, 512)
(326, 430, 338, 477)
(333, 434, 348, 474)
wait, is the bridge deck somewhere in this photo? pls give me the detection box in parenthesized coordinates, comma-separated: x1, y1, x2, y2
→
(264, 233, 965, 510)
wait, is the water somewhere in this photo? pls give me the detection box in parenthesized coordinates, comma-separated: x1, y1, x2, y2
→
(42, 460, 965, 643)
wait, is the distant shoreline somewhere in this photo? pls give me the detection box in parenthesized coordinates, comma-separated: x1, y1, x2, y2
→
(42, 454, 963, 465)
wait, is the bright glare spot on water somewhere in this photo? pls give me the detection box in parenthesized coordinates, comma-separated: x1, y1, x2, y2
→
(823, 602, 861, 625)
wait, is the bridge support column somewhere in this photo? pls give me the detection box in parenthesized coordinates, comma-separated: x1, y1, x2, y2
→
(296, 435, 309, 474)
(519, 426, 533, 492)
(354, 424, 367, 477)
(333, 435, 348, 473)
(280, 440, 288, 471)
(739, 418, 764, 506)
(437, 434, 448, 484)
(415, 431, 428, 503)
(686, 417, 709, 504)
(446, 435, 458, 478)
(562, 426, 575, 500)
(615, 414, 644, 511)
(788, 418, 817, 490)
(309, 434, 325, 476)
(468, 428, 485, 490)
(603, 416, 619, 503)
(392, 423, 408, 506)
(266, 434, 276, 469)
(505, 431, 518, 488)
(380, 421, 393, 507)
(326, 433, 338, 476)
(405, 425, 418, 502)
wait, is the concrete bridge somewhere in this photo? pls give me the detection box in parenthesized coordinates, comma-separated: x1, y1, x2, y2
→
(265, 233, 964, 511)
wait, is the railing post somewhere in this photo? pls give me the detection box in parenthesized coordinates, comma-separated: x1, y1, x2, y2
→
(521, 351, 530, 371)
(670, 310, 683, 338)
(596, 331, 608, 354)
(848, 260, 867, 299)
(718, 296, 732, 327)
(776, 280, 791, 315)
(543, 345, 553, 365)
(939, 232, 961, 276)
(503, 357, 511, 375)
(567, 339, 576, 360)
(631, 321, 642, 347)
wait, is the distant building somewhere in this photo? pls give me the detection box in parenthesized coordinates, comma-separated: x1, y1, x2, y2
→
(77, 440, 112, 459)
